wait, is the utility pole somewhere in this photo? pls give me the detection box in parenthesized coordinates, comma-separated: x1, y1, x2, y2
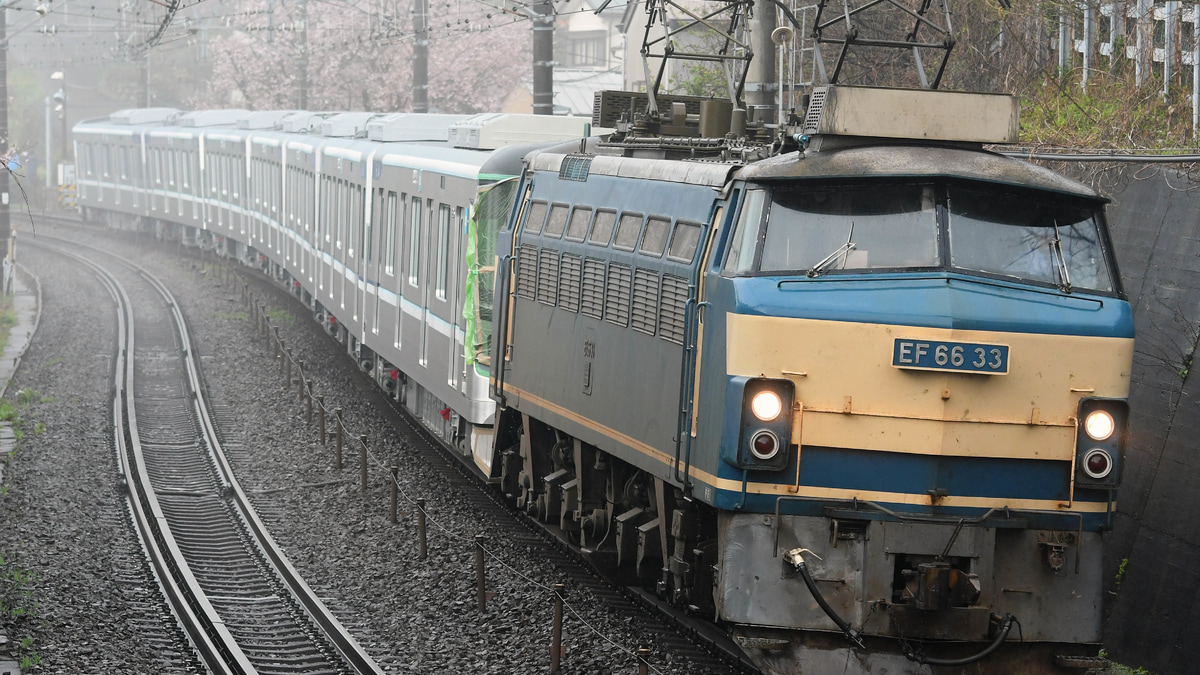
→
(52, 71, 66, 175)
(298, 0, 308, 109)
(745, 3, 776, 111)
(0, 0, 9, 272)
(532, 0, 553, 115)
(412, 0, 428, 112)
(139, 54, 149, 107)
(45, 97, 52, 189)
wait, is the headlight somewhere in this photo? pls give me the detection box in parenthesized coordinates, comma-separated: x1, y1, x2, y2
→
(1083, 448, 1113, 479)
(1084, 410, 1115, 441)
(750, 431, 780, 460)
(750, 390, 783, 421)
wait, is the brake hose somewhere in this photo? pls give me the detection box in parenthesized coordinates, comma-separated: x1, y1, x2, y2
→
(903, 613, 1018, 667)
(789, 553, 866, 650)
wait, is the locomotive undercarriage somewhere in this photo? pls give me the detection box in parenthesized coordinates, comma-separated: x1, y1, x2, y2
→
(497, 412, 720, 616)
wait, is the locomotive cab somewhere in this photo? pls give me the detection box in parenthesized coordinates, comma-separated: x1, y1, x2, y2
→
(688, 125, 1134, 670)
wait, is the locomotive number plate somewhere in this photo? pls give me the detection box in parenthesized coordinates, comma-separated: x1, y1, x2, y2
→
(892, 339, 1009, 375)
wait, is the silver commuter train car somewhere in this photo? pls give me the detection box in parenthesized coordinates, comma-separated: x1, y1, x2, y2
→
(73, 108, 596, 466)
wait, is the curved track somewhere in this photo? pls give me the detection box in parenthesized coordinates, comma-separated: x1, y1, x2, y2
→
(25, 234, 383, 675)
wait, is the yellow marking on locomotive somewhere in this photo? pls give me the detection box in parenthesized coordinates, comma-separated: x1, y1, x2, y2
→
(497, 380, 1112, 514)
(727, 313, 1133, 461)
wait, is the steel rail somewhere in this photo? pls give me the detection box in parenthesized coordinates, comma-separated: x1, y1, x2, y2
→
(26, 233, 383, 675)
(22, 237, 251, 675)
(140, 267, 385, 675)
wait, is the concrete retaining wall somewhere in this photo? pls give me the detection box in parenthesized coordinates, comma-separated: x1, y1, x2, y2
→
(1094, 166, 1200, 674)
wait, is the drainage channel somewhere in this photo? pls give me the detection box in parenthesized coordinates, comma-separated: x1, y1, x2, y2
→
(28, 237, 382, 675)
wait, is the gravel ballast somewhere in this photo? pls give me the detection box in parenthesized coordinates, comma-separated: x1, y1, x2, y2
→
(0, 228, 726, 674)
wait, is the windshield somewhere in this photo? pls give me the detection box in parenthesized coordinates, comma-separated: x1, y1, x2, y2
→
(948, 186, 1113, 292)
(759, 184, 939, 273)
(727, 181, 1115, 294)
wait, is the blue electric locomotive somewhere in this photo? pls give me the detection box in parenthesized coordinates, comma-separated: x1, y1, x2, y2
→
(487, 86, 1132, 674)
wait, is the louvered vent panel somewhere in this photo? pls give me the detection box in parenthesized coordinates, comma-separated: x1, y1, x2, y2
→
(658, 274, 689, 344)
(537, 249, 559, 306)
(559, 155, 592, 181)
(581, 259, 605, 319)
(605, 263, 632, 327)
(631, 269, 659, 335)
(560, 254, 582, 313)
(516, 245, 538, 301)
(803, 87, 828, 134)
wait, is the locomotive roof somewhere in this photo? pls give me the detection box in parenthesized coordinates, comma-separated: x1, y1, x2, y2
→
(737, 144, 1101, 199)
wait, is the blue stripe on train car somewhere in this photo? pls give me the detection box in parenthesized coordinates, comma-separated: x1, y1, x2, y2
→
(729, 273, 1134, 338)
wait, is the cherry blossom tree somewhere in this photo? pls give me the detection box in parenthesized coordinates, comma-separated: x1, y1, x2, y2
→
(190, 0, 530, 114)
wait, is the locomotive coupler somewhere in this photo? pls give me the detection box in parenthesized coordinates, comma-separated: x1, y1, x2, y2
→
(901, 562, 982, 611)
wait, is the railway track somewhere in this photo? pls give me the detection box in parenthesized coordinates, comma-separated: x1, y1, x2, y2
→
(25, 233, 383, 675)
(35, 216, 758, 673)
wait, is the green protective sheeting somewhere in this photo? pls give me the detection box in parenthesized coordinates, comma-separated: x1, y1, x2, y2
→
(464, 178, 519, 376)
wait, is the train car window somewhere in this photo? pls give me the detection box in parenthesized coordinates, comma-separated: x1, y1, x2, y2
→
(385, 191, 398, 275)
(639, 217, 671, 257)
(366, 188, 380, 263)
(667, 221, 702, 262)
(565, 207, 592, 241)
(348, 184, 359, 257)
(759, 184, 938, 273)
(408, 196, 422, 287)
(103, 147, 112, 178)
(544, 204, 570, 238)
(724, 189, 766, 273)
(120, 147, 129, 180)
(523, 201, 549, 235)
(436, 204, 451, 300)
(613, 213, 643, 251)
(588, 210, 617, 246)
(337, 180, 347, 250)
(948, 186, 1113, 293)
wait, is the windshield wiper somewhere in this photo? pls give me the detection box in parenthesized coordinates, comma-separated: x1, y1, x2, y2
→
(807, 223, 855, 278)
(1049, 219, 1072, 293)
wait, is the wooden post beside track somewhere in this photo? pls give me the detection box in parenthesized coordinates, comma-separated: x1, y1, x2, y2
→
(359, 434, 367, 492)
(475, 534, 487, 612)
(417, 498, 428, 560)
(318, 396, 326, 445)
(551, 583, 565, 673)
(335, 408, 344, 470)
(297, 360, 306, 403)
(637, 648, 650, 675)
(305, 381, 313, 424)
(285, 348, 293, 388)
(389, 466, 398, 523)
